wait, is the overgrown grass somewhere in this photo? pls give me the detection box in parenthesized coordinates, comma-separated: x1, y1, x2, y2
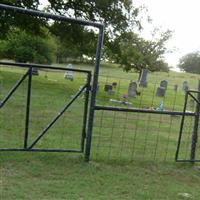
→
(0, 63, 200, 199)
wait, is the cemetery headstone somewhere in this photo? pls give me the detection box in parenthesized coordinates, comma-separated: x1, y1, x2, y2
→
(174, 84, 178, 91)
(128, 81, 137, 97)
(32, 67, 39, 76)
(182, 81, 189, 92)
(156, 86, 166, 97)
(160, 80, 168, 90)
(112, 82, 117, 88)
(139, 68, 148, 87)
(104, 84, 112, 92)
(64, 64, 74, 81)
(104, 84, 115, 94)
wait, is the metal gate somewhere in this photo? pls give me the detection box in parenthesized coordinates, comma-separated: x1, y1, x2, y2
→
(0, 62, 91, 153)
(176, 85, 200, 163)
(0, 4, 104, 160)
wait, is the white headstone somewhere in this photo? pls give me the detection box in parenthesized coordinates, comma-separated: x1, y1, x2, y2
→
(64, 64, 73, 81)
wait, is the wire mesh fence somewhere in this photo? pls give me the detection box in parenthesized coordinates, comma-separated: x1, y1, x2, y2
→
(1, 63, 199, 162)
(91, 73, 198, 162)
(96, 74, 198, 111)
(91, 110, 194, 162)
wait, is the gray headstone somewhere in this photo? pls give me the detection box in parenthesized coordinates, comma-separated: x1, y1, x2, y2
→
(156, 86, 166, 97)
(64, 64, 73, 81)
(32, 67, 39, 76)
(182, 81, 189, 92)
(174, 84, 178, 91)
(128, 81, 137, 97)
(139, 69, 148, 87)
(112, 82, 117, 88)
(104, 84, 112, 92)
(160, 80, 168, 90)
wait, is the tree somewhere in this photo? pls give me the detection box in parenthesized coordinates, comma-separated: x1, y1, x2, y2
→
(0, 0, 46, 39)
(0, 1, 171, 71)
(49, 22, 97, 63)
(0, 28, 56, 64)
(0, 1, 142, 39)
(105, 31, 171, 72)
(46, 0, 142, 35)
(178, 51, 200, 74)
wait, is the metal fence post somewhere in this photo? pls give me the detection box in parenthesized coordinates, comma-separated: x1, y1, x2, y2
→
(190, 80, 200, 162)
(175, 90, 189, 161)
(81, 72, 91, 152)
(24, 66, 32, 149)
(85, 26, 104, 162)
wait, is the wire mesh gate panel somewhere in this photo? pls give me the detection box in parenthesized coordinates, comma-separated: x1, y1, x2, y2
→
(90, 74, 198, 162)
(176, 89, 200, 162)
(0, 62, 91, 152)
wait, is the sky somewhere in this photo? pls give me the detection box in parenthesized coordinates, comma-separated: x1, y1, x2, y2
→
(134, 0, 200, 70)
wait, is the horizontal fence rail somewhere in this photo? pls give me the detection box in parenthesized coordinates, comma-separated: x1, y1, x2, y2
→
(95, 105, 196, 116)
(0, 4, 103, 28)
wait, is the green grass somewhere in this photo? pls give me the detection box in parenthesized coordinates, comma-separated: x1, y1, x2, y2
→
(1, 63, 200, 199)
(1, 154, 200, 200)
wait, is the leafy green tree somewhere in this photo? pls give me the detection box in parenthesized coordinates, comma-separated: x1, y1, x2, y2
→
(50, 22, 97, 63)
(105, 31, 171, 72)
(0, 28, 56, 64)
(0, 0, 47, 39)
(178, 52, 200, 74)
(0, 0, 142, 39)
(0, 0, 171, 71)
(46, 0, 141, 34)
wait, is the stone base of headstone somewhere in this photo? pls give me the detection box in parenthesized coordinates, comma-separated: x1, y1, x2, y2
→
(156, 87, 166, 97)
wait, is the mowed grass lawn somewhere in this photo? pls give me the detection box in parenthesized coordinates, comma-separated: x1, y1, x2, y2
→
(0, 63, 200, 199)
(1, 153, 200, 200)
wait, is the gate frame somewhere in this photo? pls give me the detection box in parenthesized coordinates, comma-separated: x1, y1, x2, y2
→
(0, 4, 104, 159)
(0, 62, 91, 153)
(175, 80, 200, 163)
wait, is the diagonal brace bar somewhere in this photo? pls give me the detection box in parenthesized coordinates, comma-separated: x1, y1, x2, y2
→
(0, 70, 29, 108)
(28, 83, 88, 149)
(188, 91, 200, 104)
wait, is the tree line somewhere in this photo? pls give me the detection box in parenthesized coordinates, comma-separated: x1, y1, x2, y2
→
(0, 0, 172, 72)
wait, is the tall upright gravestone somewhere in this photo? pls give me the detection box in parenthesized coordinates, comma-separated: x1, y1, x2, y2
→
(64, 64, 74, 81)
(160, 80, 168, 90)
(156, 80, 168, 97)
(128, 81, 137, 97)
(139, 68, 148, 87)
(182, 81, 189, 92)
